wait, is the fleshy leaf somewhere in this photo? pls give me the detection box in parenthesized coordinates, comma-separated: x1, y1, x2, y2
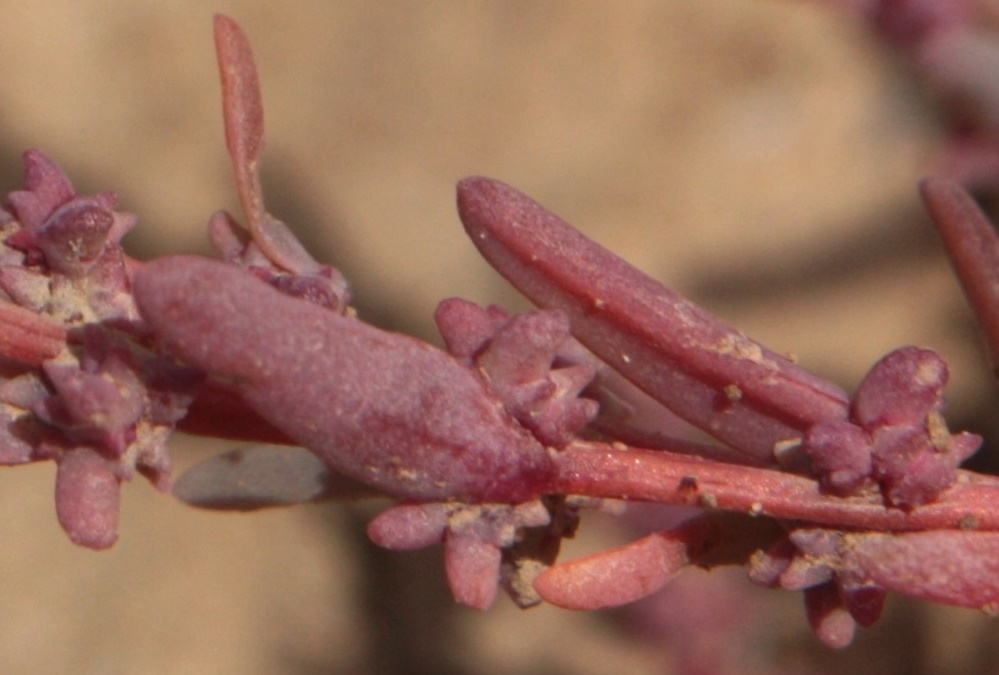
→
(534, 526, 695, 610)
(444, 533, 503, 609)
(921, 177, 999, 370)
(804, 582, 855, 649)
(6, 150, 75, 230)
(457, 176, 850, 464)
(367, 502, 450, 550)
(134, 255, 555, 502)
(213, 14, 338, 281)
(848, 530, 999, 610)
(851, 346, 947, 428)
(54, 445, 121, 549)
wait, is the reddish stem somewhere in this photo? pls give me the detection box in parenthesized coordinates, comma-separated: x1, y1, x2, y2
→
(556, 441, 999, 532)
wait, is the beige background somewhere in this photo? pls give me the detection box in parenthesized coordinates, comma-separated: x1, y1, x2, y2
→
(0, 1, 995, 673)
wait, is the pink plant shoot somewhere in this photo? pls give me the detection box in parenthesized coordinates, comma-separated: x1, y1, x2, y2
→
(5, 10, 999, 652)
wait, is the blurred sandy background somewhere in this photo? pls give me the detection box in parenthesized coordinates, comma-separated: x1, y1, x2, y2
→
(0, 1, 996, 673)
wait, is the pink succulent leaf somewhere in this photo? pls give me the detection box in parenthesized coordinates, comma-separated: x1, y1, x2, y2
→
(534, 518, 707, 610)
(844, 530, 999, 610)
(804, 420, 873, 495)
(851, 346, 947, 428)
(133, 255, 556, 503)
(22, 202, 113, 278)
(174, 444, 375, 510)
(212, 14, 265, 235)
(5, 149, 76, 231)
(367, 502, 451, 550)
(434, 298, 511, 358)
(803, 346, 980, 507)
(456, 176, 850, 465)
(212, 13, 349, 305)
(436, 298, 599, 447)
(444, 532, 504, 609)
(803, 582, 856, 649)
(53, 444, 121, 549)
(921, 177, 999, 368)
